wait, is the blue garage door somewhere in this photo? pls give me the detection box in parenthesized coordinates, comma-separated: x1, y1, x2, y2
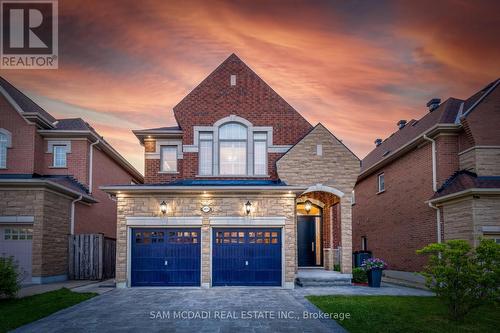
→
(131, 228, 200, 287)
(212, 228, 282, 286)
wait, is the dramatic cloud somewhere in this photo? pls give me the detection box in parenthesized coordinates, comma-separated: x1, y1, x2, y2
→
(3, 0, 499, 174)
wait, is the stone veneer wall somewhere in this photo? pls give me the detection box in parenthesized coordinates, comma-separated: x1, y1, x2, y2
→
(0, 189, 71, 279)
(459, 147, 500, 176)
(115, 193, 296, 288)
(442, 195, 500, 247)
(277, 124, 359, 273)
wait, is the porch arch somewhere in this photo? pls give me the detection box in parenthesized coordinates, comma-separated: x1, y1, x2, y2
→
(301, 183, 344, 198)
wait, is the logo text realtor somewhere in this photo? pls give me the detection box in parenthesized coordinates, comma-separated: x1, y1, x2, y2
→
(1, 0, 58, 69)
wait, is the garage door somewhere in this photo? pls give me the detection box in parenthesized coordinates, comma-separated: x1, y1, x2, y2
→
(131, 228, 200, 287)
(212, 228, 282, 286)
(0, 226, 33, 284)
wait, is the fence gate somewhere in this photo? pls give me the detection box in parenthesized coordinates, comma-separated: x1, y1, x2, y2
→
(69, 234, 116, 280)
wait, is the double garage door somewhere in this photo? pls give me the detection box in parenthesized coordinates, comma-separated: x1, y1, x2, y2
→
(131, 227, 281, 287)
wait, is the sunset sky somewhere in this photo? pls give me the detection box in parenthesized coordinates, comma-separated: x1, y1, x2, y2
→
(3, 0, 499, 174)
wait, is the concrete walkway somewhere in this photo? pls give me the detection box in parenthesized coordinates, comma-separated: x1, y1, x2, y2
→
(293, 283, 434, 297)
(18, 279, 115, 298)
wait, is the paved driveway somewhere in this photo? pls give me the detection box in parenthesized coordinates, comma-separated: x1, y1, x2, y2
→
(13, 288, 345, 333)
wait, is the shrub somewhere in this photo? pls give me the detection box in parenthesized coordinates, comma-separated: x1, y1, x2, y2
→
(417, 239, 500, 321)
(0, 256, 21, 298)
(333, 264, 340, 272)
(352, 267, 368, 283)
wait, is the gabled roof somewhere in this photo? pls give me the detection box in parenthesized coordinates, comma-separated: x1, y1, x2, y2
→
(360, 97, 463, 174)
(430, 170, 500, 202)
(54, 118, 91, 131)
(360, 78, 500, 178)
(0, 76, 56, 127)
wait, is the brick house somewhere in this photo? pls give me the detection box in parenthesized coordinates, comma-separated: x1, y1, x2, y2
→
(0, 77, 143, 284)
(102, 54, 359, 288)
(352, 79, 500, 278)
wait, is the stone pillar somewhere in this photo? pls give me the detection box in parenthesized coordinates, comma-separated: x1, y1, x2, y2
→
(340, 196, 353, 273)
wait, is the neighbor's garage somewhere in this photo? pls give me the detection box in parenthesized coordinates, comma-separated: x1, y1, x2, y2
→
(212, 228, 282, 286)
(0, 226, 33, 283)
(131, 228, 200, 286)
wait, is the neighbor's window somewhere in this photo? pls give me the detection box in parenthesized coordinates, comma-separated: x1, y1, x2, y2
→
(253, 132, 267, 175)
(351, 190, 356, 205)
(53, 145, 67, 167)
(160, 146, 177, 172)
(0, 132, 7, 168)
(361, 236, 367, 251)
(219, 123, 247, 175)
(483, 234, 500, 244)
(199, 132, 213, 175)
(378, 173, 385, 192)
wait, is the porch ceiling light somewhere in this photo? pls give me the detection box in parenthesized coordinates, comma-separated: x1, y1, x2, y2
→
(245, 201, 252, 215)
(160, 201, 168, 215)
(304, 200, 312, 213)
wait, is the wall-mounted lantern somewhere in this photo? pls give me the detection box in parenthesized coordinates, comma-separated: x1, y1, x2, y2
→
(304, 200, 312, 214)
(160, 201, 168, 215)
(245, 201, 252, 215)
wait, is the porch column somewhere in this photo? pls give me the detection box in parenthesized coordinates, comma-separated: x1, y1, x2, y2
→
(340, 196, 353, 273)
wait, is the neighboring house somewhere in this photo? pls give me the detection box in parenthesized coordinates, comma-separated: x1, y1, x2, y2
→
(353, 79, 500, 275)
(102, 54, 359, 288)
(0, 77, 143, 284)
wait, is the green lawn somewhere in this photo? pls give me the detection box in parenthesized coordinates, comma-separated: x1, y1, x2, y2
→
(307, 295, 500, 333)
(0, 288, 97, 333)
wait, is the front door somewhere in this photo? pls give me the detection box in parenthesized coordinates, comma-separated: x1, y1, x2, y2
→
(298, 216, 321, 266)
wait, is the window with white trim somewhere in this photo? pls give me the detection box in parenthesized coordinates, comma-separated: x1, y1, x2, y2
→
(253, 132, 267, 175)
(4, 227, 33, 240)
(0, 132, 7, 168)
(199, 132, 213, 175)
(378, 173, 385, 192)
(484, 234, 500, 244)
(351, 190, 355, 205)
(219, 123, 247, 175)
(160, 146, 177, 172)
(53, 145, 67, 167)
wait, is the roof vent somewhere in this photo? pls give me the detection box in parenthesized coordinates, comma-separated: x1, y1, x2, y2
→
(397, 120, 407, 129)
(374, 138, 382, 146)
(426, 98, 441, 112)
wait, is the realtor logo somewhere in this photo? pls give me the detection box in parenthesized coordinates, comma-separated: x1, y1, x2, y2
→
(1, 0, 58, 69)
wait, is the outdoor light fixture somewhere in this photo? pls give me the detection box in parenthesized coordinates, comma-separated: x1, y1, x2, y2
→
(160, 201, 168, 214)
(304, 200, 312, 213)
(245, 201, 252, 215)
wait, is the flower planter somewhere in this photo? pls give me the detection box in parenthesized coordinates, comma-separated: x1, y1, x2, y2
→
(367, 268, 382, 288)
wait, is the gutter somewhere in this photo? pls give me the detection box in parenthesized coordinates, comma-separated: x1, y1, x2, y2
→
(0, 178, 97, 202)
(70, 195, 83, 235)
(88, 139, 100, 193)
(100, 185, 307, 194)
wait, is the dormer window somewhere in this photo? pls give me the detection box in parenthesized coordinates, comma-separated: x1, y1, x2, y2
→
(219, 123, 247, 175)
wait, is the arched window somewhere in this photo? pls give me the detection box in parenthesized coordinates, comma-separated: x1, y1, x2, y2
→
(219, 123, 247, 175)
(0, 132, 7, 168)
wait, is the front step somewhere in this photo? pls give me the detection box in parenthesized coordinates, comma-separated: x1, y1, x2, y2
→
(295, 277, 352, 287)
(295, 269, 352, 287)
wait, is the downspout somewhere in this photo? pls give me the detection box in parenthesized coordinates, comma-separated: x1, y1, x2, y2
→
(423, 134, 441, 243)
(88, 139, 100, 194)
(70, 195, 83, 235)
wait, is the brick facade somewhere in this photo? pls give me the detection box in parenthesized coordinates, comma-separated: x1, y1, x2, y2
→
(142, 54, 312, 182)
(353, 80, 500, 273)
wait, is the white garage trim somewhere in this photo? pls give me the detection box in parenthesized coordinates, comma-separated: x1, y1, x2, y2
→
(125, 216, 202, 226)
(209, 216, 286, 226)
(0, 216, 34, 223)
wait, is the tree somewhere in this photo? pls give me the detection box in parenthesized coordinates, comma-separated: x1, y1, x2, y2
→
(417, 239, 500, 321)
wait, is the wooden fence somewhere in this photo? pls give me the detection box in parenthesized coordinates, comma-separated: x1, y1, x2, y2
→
(68, 234, 116, 280)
